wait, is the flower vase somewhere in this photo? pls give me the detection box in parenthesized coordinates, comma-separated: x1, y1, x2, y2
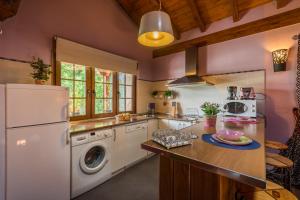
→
(35, 79, 46, 85)
(204, 115, 217, 128)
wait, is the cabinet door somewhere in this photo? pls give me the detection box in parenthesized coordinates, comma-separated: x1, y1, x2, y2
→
(111, 126, 126, 173)
(159, 119, 169, 129)
(124, 124, 148, 166)
(147, 119, 158, 140)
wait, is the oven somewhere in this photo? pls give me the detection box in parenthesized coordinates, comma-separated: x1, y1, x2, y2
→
(223, 100, 256, 118)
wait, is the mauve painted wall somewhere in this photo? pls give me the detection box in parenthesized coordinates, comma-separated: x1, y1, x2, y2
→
(0, 0, 153, 80)
(151, 1, 300, 142)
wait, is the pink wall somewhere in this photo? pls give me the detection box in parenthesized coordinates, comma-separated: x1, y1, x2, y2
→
(0, 0, 153, 80)
(151, 1, 300, 142)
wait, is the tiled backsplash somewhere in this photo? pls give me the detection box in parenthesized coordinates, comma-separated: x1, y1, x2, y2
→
(145, 70, 265, 116)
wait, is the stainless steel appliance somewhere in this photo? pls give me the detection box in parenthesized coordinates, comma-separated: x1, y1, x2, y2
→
(147, 103, 156, 117)
(223, 99, 257, 118)
(240, 87, 256, 100)
(227, 86, 238, 100)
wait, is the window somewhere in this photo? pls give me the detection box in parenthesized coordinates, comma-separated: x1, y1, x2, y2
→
(93, 68, 114, 116)
(57, 62, 136, 120)
(118, 72, 134, 112)
(60, 62, 87, 118)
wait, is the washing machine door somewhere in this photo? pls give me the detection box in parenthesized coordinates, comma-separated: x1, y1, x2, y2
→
(80, 144, 108, 174)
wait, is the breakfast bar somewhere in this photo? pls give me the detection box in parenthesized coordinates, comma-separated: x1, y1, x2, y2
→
(142, 120, 266, 200)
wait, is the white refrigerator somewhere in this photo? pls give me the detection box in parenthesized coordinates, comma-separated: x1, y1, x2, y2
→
(1, 84, 70, 200)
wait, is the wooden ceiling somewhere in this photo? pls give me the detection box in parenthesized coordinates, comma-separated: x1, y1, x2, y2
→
(116, 0, 292, 39)
(0, 0, 21, 21)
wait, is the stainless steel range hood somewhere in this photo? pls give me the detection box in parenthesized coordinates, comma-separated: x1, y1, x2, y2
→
(167, 47, 213, 87)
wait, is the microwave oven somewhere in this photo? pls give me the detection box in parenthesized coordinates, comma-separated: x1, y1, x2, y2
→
(223, 100, 256, 118)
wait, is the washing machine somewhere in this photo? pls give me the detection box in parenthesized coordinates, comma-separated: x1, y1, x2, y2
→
(71, 129, 113, 198)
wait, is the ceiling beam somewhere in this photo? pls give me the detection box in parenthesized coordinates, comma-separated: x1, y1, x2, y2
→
(276, 0, 291, 9)
(153, 7, 300, 58)
(152, 0, 181, 40)
(185, 0, 206, 32)
(231, 0, 240, 22)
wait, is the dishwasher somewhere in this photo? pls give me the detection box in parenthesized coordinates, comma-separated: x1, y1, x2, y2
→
(124, 122, 148, 166)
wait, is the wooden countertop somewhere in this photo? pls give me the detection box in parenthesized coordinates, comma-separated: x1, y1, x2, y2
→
(142, 120, 266, 189)
(69, 114, 196, 135)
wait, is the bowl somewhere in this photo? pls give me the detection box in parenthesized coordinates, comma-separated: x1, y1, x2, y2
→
(216, 129, 244, 141)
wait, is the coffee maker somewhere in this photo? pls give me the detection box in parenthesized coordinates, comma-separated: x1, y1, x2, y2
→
(147, 103, 156, 117)
(227, 86, 238, 100)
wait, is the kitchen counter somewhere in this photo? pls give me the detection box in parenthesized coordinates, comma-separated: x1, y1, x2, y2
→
(141, 119, 266, 200)
(69, 114, 198, 135)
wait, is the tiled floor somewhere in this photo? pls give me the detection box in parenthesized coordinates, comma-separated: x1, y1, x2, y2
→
(74, 154, 300, 200)
(74, 155, 159, 200)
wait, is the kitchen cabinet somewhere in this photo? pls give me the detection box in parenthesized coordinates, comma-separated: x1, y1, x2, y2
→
(111, 126, 126, 173)
(123, 123, 148, 166)
(147, 119, 158, 140)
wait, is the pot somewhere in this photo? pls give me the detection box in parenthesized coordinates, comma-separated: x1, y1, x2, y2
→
(204, 115, 217, 128)
(35, 79, 46, 85)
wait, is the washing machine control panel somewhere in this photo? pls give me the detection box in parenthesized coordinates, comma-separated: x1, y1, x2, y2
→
(88, 129, 113, 142)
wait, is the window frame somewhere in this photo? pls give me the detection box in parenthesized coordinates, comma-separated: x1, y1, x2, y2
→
(117, 72, 137, 114)
(56, 61, 136, 121)
(91, 69, 117, 119)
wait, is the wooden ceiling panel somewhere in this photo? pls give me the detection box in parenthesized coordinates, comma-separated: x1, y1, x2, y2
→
(238, 0, 273, 12)
(196, 0, 233, 24)
(162, 0, 198, 32)
(116, 0, 292, 38)
(0, 0, 21, 21)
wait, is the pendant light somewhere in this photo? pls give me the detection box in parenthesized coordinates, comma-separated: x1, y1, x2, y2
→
(138, 0, 174, 47)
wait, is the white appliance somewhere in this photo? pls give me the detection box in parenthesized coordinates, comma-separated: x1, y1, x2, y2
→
(72, 129, 113, 198)
(223, 99, 257, 118)
(124, 123, 148, 166)
(0, 85, 5, 200)
(3, 84, 70, 200)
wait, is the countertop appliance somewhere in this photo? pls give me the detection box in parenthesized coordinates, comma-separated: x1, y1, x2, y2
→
(227, 86, 238, 100)
(223, 99, 257, 118)
(240, 87, 256, 100)
(147, 103, 156, 117)
(71, 129, 113, 198)
(2, 84, 70, 200)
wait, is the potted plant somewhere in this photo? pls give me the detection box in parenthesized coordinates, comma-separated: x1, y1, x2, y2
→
(30, 57, 51, 85)
(164, 90, 173, 99)
(152, 91, 159, 98)
(201, 102, 220, 128)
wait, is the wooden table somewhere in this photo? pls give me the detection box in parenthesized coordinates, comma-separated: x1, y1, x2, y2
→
(142, 120, 266, 200)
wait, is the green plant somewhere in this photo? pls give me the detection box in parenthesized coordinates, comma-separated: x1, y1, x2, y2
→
(30, 57, 51, 81)
(200, 102, 220, 116)
(152, 91, 158, 97)
(164, 90, 173, 97)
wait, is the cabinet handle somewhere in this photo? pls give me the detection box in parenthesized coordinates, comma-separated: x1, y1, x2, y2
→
(66, 129, 70, 145)
(113, 129, 116, 141)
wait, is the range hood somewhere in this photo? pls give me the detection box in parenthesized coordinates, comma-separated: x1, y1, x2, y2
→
(167, 47, 213, 87)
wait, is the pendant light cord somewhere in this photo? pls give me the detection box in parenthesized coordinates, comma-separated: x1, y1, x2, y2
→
(159, 0, 162, 10)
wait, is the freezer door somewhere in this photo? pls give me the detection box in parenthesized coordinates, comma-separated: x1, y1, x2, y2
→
(0, 85, 5, 200)
(6, 84, 68, 128)
(6, 122, 70, 200)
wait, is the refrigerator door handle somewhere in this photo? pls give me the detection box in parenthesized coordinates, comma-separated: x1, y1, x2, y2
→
(66, 129, 70, 145)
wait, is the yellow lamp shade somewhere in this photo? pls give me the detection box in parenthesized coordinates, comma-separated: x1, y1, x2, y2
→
(138, 11, 174, 47)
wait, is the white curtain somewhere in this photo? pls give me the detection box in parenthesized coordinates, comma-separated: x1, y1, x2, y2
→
(55, 37, 138, 75)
